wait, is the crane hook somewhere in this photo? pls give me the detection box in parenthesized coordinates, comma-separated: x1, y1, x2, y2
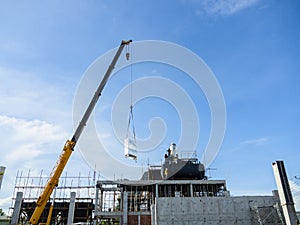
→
(126, 44, 130, 60)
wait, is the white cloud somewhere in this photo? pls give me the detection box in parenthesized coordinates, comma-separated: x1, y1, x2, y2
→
(0, 66, 73, 125)
(224, 136, 270, 155)
(0, 197, 11, 213)
(0, 65, 117, 213)
(241, 137, 269, 146)
(0, 115, 69, 212)
(0, 115, 67, 164)
(195, 0, 260, 16)
(0, 116, 65, 142)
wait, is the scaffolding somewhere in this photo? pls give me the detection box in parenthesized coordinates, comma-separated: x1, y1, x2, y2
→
(10, 170, 96, 225)
(250, 204, 285, 225)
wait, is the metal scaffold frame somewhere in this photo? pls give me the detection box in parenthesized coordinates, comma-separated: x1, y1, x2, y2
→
(10, 170, 96, 225)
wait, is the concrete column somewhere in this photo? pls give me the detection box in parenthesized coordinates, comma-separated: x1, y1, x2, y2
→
(155, 184, 158, 198)
(123, 191, 128, 225)
(272, 161, 298, 225)
(190, 184, 193, 197)
(11, 192, 23, 225)
(94, 186, 99, 225)
(100, 190, 103, 211)
(67, 192, 76, 224)
(151, 203, 156, 225)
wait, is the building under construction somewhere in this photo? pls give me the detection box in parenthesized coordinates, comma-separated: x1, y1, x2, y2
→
(95, 175, 284, 224)
(9, 160, 299, 225)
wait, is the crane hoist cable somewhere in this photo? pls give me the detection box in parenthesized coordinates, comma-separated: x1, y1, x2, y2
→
(124, 44, 137, 161)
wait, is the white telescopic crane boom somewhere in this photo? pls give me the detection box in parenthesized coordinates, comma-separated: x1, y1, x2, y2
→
(29, 40, 132, 225)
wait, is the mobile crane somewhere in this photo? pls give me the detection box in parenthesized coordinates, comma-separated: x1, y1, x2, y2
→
(29, 40, 132, 225)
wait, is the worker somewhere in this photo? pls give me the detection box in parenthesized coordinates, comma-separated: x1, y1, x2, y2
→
(167, 147, 171, 157)
(55, 212, 63, 225)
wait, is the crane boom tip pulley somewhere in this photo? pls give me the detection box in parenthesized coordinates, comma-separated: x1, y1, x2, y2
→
(122, 39, 132, 45)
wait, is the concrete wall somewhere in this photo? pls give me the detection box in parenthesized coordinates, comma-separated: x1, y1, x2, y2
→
(155, 196, 284, 225)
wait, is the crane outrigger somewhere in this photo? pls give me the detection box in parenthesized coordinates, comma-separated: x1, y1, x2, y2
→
(29, 40, 132, 225)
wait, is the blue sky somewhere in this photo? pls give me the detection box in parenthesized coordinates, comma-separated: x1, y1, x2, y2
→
(0, 0, 300, 212)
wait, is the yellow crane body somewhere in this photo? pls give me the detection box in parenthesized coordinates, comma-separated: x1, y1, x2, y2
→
(29, 140, 74, 224)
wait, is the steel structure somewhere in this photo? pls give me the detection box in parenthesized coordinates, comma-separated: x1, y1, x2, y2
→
(10, 170, 96, 225)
